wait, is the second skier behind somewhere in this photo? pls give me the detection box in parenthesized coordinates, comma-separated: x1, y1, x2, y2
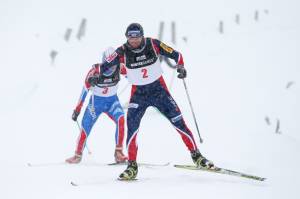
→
(66, 47, 128, 164)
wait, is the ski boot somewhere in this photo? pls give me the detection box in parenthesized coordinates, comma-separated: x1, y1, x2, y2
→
(118, 160, 138, 180)
(191, 149, 214, 169)
(114, 148, 128, 163)
(65, 153, 82, 164)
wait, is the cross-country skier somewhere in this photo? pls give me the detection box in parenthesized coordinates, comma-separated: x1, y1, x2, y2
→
(66, 47, 128, 164)
(115, 23, 214, 180)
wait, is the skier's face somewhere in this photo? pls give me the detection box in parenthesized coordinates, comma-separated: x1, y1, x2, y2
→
(127, 36, 143, 49)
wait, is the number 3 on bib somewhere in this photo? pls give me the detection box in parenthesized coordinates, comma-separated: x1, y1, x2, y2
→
(141, 68, 148, 78)
(102, 87, 108, 94)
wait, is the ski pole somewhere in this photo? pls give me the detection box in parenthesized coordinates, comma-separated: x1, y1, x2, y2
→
(76, 120, 92, 154)
(182, 78, 204, 144)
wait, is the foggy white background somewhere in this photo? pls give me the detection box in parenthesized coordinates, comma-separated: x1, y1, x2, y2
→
(0, 0, 299, 198)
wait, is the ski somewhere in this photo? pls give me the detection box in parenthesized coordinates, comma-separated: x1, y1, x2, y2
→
(174, 164, 266, 181)
(117, 178, 138, 182)
(27, 162, 66, 167)
(108, 162, 170, 167)
(71, 178, 139, 186)
(28, 161, 169, 168)
(70, 180, 104, 186)
(107, 162, 127, 166)
(27, 161, 110, 167)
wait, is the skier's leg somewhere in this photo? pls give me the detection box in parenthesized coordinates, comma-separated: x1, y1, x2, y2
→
(154, 88, 198, 151)
(106, 97, 125, 148)
(153, 78, 214, 168)
(126, 98, 148, 161)
(66, 98, 102, 163)
(77, 105, 101, 154)
(119, 87, 148, 180)
(106, 96, 127, 163)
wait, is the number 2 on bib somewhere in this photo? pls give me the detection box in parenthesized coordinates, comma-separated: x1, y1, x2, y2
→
(141, 68, 148, 78)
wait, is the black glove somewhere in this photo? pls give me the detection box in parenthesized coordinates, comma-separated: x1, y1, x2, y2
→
(72, 110, 80, 121)
(177, 67, 187, 79)
(88, 75, 99, 86)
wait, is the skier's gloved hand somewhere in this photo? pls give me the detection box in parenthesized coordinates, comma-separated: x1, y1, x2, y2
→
(177, 65, 187, 79)
(88, 75, 99, 86)
(72, 110, 80, 121)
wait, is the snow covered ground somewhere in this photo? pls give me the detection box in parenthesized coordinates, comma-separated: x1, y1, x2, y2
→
(0, 0, 300, 198)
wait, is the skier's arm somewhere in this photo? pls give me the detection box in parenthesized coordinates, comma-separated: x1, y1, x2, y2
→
(74, 86, 89, 114)
(72, 86, 88, 122)
(152, 38, 184, 66)
(72, 65, 100, 121)
(152, 39, 186, 79)
(116, 46, 127, 76)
